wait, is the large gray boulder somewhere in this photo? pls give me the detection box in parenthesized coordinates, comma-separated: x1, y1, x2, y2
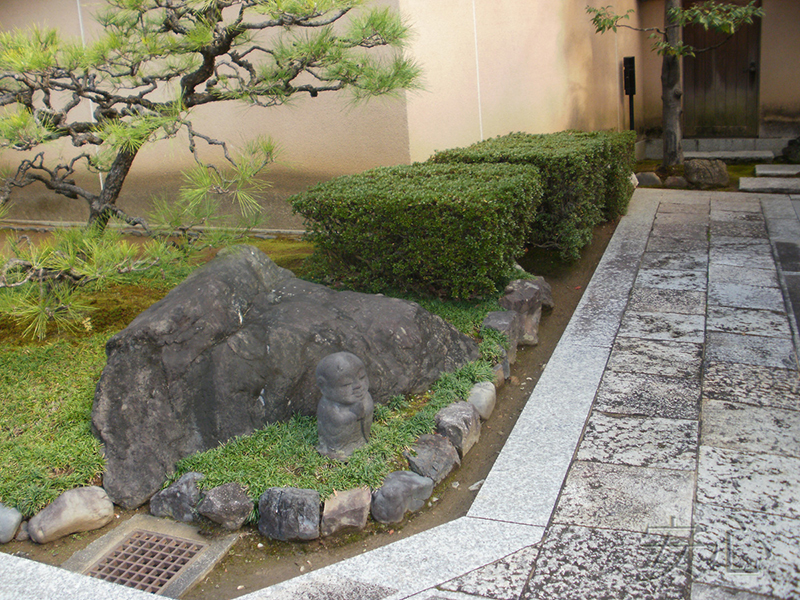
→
(684, 159, 730, 189)
(93, 245, 480, 509)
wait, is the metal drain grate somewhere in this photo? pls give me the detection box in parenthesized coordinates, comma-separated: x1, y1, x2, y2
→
(85, 530, 207, 594)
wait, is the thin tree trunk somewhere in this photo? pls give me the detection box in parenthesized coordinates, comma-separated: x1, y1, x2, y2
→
(88, 148, 138, 230)
(662, 0, 684, 168)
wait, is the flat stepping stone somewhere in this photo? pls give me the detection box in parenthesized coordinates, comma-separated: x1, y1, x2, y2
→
(739, 177, 800, 194)
(685, 150, 774, 163)
(755, 164, 800, 177)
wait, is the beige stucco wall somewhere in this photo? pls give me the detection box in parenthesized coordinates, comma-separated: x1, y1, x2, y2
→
(400, 0, 642, 162)
(1, 0, 642, 224)
(760, 0, 800, 136)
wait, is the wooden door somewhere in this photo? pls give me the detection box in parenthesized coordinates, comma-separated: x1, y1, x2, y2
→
(683, 0, 761, 137)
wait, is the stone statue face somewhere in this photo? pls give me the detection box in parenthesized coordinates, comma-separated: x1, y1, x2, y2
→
(316, 353, 369, 407)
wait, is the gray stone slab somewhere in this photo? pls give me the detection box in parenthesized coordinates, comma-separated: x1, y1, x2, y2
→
(711, 209, 763, 222)
(468, 344, 609, 527)
(246, 578, 396, 600)
(706, 306, 791, 338)
(708, 282, 787, 312)
(576, 413, 698, 470)
(691, 582, 781, 600)
(710, 196, 763, 212)
(709, 243, 775, 269)
(628, 288, 706, 315)
(711, 221, 769, 239)
(761, 197, 798, 220)
(756, 164, 800, 177)
(595, 370, 701, 419)
(552, 461, 695, 534)
(701, 400, 800, 458)
(692, 503, 800, 599)
(606, 338, 704, 379)
(651, 222, 709, 241)
(254, 517, 543, 600)
(658, 201, 710, 214)
(774, 241, 800, 272)
(740, 177, 800, 194)
(697, 446, 800, 519)
(708, 264, 780, 288)
(409, 592, 487, 600)
(618, 311, 705, 343)
(655, 211, 710, 225)
(703, 362, 800, 411)
(522, 525, 690, 600)
(647, 236, 709, 253)
(641, 251, 708, 271)
(635, 268, 708, 291)
(0, 554, 156, 600)
(439, 545, 539, 600)
(766, 216, 800, 242)
(559, 295, 627, 349)
(705, 332, 796, 369)
(688, 150, 774, 162)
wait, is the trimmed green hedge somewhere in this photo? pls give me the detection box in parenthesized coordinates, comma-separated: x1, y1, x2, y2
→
(291, 163, 543, 299)
(429, 130, 636, 260)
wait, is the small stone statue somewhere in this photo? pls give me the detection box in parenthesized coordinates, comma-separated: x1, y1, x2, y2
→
(316, 352, 374, 461)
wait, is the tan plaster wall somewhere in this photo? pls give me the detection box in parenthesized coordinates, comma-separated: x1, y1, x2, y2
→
(400, 0, 642, 162)
(760, 0, 800, 136)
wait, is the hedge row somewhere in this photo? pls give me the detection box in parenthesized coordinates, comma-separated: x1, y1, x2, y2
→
(291, 162, 543, 299)
(429, 130, 636, 260)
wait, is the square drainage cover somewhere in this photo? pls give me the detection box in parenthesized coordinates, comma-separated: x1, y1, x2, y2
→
(63, 514, 239, 598)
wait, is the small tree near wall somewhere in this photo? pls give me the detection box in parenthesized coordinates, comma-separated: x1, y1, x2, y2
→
(588, 1, 763, 168)
(0, 0, 420, 229)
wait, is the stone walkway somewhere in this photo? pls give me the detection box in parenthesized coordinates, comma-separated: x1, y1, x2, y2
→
(1, 187, 799, 599)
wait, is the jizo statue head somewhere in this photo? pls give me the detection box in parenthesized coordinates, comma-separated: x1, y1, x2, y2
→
(315, 352, 374, 461)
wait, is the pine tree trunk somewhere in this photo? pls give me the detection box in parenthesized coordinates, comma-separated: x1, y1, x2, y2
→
(88, 148, 138, 230)
(661, 0, 684, 168)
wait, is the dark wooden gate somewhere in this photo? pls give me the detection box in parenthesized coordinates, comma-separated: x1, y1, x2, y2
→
(682, 0, 761, 137)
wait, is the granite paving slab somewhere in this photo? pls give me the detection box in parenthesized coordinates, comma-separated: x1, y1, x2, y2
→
(651, 222, 709, 241)
(691, 582, 783, 600)
(765, 216, 800, 242)
(740, 177, 800, 194)
(658, 201, 710, 214)
(710, 209, 764, 222)
(708, 264, 780, 288)
(710, 197, 763, 212)
(576, 412, 698, 469)
(627, 287, 707, 315)
(467, 344, 610, 527)
(696, 446, 800, 519)
(710, 221, 769, 239)
(408, 592, 487, 600)
(702, 362, 800, 411)
(692, 503, 800, 599)
(606, 338, 704, 379)
(761, 198, 799, 220)
(709, 243, 776, 269)
(654, 211, 710, 225)
(438, 545, 540, 600)
(705, 332, 796, 369)
(559, 294, 629, 349)
(618, 311, 706, 342)
(521, 525, 690, 600)
(634, 268, 708, 291)
(701, 400, 800, 458)
(552, 461, 695, 533)
(641, 251, 708, 271)
(647, 235, 709, 253)
(774, 241, 800, 272)
(594, 370, 701, 419)
(755, 164, 800, 177)
(707, 282, 787, 312)
(706, 306, 792, 338)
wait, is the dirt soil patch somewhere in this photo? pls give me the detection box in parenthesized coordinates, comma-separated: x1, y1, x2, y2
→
(1, 219, 618, 599)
